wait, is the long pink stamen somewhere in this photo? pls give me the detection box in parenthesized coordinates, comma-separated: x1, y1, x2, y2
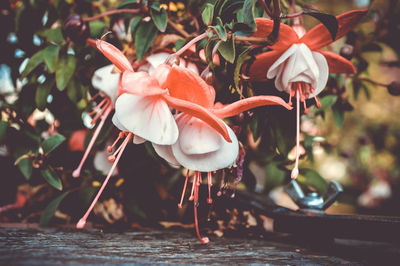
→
(107, 132, 125, 153)
(291, 85, 300, 179)
(76, 133, 132, 229)
(89, 98, 107, 116)
(288, 89, 295, 106)
(207, 172, 212, 204)
(178, 169, 190, 208)
(91, 101, 111, 125)
(193, 172, 209, 244)
(107, 134, 127, 162)
(90, 92, 101, 101)
(72, 104, 113, 178)
(188, 172, 197, 201)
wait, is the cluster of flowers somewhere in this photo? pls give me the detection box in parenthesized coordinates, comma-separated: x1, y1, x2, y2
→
(72, 8, 367, 243)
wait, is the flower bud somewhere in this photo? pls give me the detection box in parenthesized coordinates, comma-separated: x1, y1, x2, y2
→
(200, 68, 214, 85)
(340, 44, 354, 60)
(387, 81, 400, 96)
(165, 54, 180, 66)
(62, 14, 90, 44)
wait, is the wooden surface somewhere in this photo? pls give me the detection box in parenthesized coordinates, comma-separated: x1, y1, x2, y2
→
(0, 225, 399, 265)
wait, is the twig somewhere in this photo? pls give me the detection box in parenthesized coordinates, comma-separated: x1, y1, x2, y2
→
(258, 0, 273, 17)
(353, 77, 388, 87)
(83, 9, 142, 22)
(281, 10, 304, 19)
(167, 19, 190, 38)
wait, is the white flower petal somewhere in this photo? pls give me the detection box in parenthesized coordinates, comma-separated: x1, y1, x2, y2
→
(115, 93, 178, 145)
(311, 51, 329, 97)
(112, 113, 129, 132)
(152, 143, 180, 167)
(178, 115, 222, 155)
(299, 43, 319, 80)
(94, 150, 118, 176)
(146, 52, 170, 69)
(171, 120, 239, 172)
(133, 135, 146, 144)
(91, 64, 120, 103)
(267, 44, 298, 79)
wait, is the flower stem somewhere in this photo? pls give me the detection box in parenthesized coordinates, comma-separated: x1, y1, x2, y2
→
(291, 87, 300, 180)
(83, 9, 142, 22)
(175, 32, 208, 56)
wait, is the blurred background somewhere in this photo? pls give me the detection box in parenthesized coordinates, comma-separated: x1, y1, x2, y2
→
(0, 0, 399, 235)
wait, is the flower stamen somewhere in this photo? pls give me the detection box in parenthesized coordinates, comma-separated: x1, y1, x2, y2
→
(178, 169, 190, 208)
(72, 99, 113, 178)
(76, 132, 132, 229)
(193, 171, 209, 244)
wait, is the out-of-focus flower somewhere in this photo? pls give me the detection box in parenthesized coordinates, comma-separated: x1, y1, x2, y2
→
(249, 9, 368, 179)
(72, 64, 120, 178)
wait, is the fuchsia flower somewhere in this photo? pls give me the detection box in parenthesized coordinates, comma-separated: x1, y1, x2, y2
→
(149, 65, 292, 243)
(76, 39, 292, 243)
(72, 39, 134, 178)
(249, 9, 368, 179)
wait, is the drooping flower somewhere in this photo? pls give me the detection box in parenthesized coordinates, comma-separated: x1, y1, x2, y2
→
(76, 40, 231, 229)
(151, 65, 292, 243)
(248, 9, 368, 179)
(71, 64, 121, 178)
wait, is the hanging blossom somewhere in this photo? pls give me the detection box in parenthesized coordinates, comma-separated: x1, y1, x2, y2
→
(76, 39, 292, 243)
(150, 65, 292, 243)
(72, 39, 134, 178)
(248, 8, 368, 179)
(75, 39, 233, 229)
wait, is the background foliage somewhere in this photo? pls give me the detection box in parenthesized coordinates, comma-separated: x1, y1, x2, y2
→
(0, 0, 399, 229)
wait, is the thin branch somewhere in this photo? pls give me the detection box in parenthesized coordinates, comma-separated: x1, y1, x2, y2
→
(353, 77, 388, 87)
(258, 0, 273, 17)
(167, 19, 190, 38)
(83, 9, 142, 22)
(281, 10, 304, 19)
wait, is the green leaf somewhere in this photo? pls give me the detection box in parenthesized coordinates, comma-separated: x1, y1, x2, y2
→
(175, 39, 185, 51)
(39, 191, 69, 227)
(332, 107, 344, 128)
(41, 169, 63, 191)
(298, 168, 328, 193)
(67, 78, 83, 102)
(130, 16, 142, 36)
(135, 21, 157, 62)
(233, 47, 251, 89)
(150, 2, 161, 11)
(37, 28, 64, 44)
(118, 0, 138, 8)
(20, 50, 44, 79)
(218, 36, 235, 63)
(265, 162, 287, 190)
(35, 79, 54, 111)
(210, 17, 227, 41)
(41, 134, 66, 154)
(89, 21, 106, 38)
(0, 121, 7, 141)
(150, 6, 168, 32)
(242, 0, 257, 30)
(56, 54, 76, 90)
(202, 3, 214, 25)
(316, 95, 338, 111)
(303, 9, 338, 40)
(43, 45, 60, 73)
(17, 157, 33, 180)
(249, 116, 260, 142)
